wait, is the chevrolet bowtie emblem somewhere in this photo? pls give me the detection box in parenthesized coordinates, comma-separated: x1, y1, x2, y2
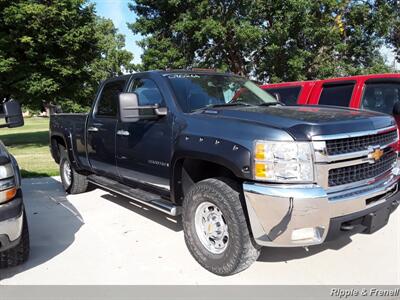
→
(369, 148, 384, 162)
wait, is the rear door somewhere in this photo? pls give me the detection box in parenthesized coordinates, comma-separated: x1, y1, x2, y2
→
(87, 78, 127, 179)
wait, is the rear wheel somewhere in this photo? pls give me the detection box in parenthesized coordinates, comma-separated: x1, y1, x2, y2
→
(59, 146, 88, 194)
(182, 178, 261, 276)
(0, 212, 30, 268)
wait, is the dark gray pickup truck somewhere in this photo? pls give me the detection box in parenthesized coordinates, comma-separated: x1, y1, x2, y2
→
(50, 70, 400, 275)
(0, 100, 29, 268)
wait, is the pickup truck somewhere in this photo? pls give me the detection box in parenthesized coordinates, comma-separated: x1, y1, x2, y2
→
(50, 70, 400, 275)
(0, 100, 29, 268)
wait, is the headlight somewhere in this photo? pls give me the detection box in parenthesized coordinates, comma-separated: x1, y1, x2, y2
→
(0, 163, 16, 204)
(0, 163, 14, 179)
(254, 141, 314, 182)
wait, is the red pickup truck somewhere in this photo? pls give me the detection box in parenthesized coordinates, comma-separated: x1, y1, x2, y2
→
(261, 73, 400, 115)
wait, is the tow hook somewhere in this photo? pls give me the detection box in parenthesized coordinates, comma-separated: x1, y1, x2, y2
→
(340, 224, 354, 231)
(392, 200, 399, 208)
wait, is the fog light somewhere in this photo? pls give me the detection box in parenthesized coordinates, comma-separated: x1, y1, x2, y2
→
(291, 227, 323, 242)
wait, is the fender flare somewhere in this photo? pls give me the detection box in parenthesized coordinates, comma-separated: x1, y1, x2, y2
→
(170, 151, 246, 203)
(50, 132, 81, 171)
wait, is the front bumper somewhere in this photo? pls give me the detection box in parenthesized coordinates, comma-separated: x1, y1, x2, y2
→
(243, 174, 400, 247)
(0, 189, 24, 252)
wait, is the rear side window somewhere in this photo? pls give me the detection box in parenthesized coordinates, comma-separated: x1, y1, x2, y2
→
(265, 86, 301, 105)
(361, 82, 400, 115)
(96, 80, 126, 117)
(318, 83, 355, 107)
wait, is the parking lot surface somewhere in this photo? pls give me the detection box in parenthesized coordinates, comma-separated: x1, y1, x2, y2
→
(1, 177, 399, 284)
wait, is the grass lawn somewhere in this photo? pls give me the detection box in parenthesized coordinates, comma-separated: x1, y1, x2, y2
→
(0, 117, 59, 178)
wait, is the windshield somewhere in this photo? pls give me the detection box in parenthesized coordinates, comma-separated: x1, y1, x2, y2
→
(166, 74, 278, 112)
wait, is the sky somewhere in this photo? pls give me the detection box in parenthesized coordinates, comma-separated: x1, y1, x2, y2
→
(92, 0, 143, 64)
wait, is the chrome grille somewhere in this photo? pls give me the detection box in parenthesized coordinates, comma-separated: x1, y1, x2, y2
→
(328, 150, 397, 187)
(325, 130, 397, 155)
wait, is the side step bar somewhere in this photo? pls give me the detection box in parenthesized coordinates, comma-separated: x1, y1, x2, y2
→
(88, 175, 181, 216)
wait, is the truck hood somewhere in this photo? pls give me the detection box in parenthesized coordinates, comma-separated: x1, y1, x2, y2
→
(202, 105, 396, 140)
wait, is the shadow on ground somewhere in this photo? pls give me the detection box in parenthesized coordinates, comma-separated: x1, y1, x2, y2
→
(0, 177, 83, 281)
(101, 194, 182, 232)
(102, 189, 358, 262)
(258, 228, 362, 262)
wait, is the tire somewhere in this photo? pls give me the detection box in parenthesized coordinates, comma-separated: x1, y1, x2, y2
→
(182, 178, 261, 276)
(0, 212, 30, 268)
(59, 145, 88, 194)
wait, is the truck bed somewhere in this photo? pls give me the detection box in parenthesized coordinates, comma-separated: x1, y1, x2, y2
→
(50, 113, 89, 169)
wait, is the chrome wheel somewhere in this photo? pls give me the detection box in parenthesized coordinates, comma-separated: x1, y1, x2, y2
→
(62, 159, 72, 187)
(194, 201, 229, 254)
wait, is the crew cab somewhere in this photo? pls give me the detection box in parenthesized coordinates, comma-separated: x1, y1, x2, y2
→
(0, 100, 29, 268)
(50, 70, 400, 275)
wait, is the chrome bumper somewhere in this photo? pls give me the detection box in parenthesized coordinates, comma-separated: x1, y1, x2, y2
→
(243, 174, 400, 247)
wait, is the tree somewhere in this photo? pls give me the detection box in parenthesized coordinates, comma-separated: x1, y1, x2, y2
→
(129, 0, 262, 75)
(0, 0, 99, 110)
(90, 17, 135, 83)
(253, 0, 395, 81)
(129, 0, 397, 82)
(386, 0, 399, 62)
(0, 0, 134, 112)
(65, 17, 135, 112)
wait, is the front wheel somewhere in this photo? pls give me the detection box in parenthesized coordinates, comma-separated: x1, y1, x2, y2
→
(59, 146, 88, 194)
(182, 178, 260, 276)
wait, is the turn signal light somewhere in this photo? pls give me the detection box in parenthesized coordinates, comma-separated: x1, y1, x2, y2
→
(0, 187, 17, 204)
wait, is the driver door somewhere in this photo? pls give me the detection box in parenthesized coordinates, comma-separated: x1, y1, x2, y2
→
(116, 76, 172, 190)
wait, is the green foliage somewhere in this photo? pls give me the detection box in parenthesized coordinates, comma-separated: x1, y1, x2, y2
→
(129, 0, 397, 82)
(386, 0, 399, 62)
(90, 17, 135, 84)
(58, 99, 90, 113)
(0, 0, 134, 111)
(0, 0, 99, 109)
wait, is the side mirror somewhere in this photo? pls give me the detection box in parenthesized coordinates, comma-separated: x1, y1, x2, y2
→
(119, 93, 140, 122)
(393, 102, 400, 116)
(118, 93, 167, 123)
(1, 100, 24, 128)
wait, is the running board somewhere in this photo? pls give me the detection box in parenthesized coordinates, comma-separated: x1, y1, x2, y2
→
(88, 175, 181, 216)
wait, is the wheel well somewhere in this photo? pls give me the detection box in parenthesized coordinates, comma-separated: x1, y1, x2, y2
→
(51, 136, 66, 164)
(173, 158, 238, 205)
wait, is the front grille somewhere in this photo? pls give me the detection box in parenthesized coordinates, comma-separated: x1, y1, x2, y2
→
(326, 130, 397, 155)
(328, 150, 397, 187)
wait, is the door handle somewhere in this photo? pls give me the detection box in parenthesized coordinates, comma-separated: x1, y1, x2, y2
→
(117, 130, 130, 136)
(87, 127, 99, 132)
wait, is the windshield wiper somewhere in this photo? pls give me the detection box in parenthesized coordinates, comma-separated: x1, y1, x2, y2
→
(258, 102, 282, 107)
(209, 102, 253, 108)
(193, 102, 255, 112)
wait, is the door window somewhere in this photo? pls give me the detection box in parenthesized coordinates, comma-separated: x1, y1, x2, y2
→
(95, 80, 126, 117)
(130, 78, 164, 106)
(361, 82, 400, 115)
(265, 86, 301, 105)
(319, 83, 355, 107)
